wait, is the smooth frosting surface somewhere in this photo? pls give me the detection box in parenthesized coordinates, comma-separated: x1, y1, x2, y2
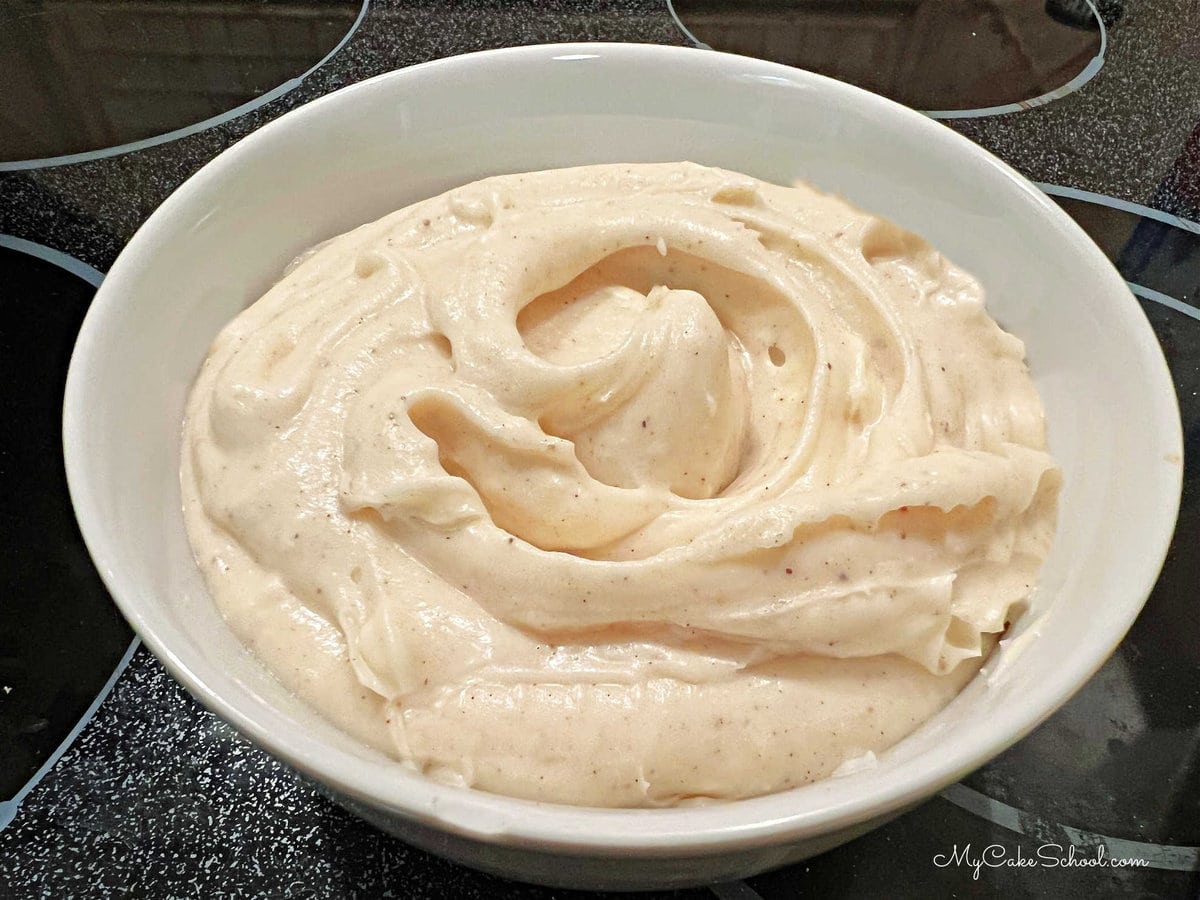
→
(181, 163, 1060, 806)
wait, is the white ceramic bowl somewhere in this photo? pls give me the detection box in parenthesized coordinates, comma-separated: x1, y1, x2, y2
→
(64, 43, 1182, 890)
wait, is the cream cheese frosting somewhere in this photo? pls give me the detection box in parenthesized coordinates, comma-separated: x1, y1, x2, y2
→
(181, 162, 1060, 807)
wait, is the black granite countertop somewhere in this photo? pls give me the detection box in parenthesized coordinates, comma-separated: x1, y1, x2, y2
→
(1, 1, 1197, 897)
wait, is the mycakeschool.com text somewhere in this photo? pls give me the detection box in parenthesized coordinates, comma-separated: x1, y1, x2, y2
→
(933, 843, 1150, 880)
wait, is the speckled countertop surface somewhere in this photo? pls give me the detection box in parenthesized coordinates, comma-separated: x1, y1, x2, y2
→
(1, 1, 1197, 897)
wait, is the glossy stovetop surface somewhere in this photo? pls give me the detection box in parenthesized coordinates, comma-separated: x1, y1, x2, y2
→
(0, 2, 1196, 897)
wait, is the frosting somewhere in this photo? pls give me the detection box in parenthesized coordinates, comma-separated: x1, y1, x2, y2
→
(182, 163, 1059, 806)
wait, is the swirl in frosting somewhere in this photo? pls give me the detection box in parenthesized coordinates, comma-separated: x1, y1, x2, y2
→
(182, 163, 1060, 806)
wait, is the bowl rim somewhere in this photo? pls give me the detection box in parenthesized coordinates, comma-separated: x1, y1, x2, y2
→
(63, 40, 1184, 855)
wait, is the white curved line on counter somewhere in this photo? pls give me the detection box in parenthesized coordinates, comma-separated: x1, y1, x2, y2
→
(940, 782, 1200, 871)
(710, 880, 766, 900)
(1129, 282, 1200, 322)
(0, 640, 140, 831)
(666, 0, 1106, 121)
(0, 233, 134, 833)
(665, 0, 713, 50)
(0, 235, 104, 286)
(1033, 184, 1200, 317)
(1037, 183, 1200, 236)
(0, 0, 370, 173)
(926, 0, 1106, 120)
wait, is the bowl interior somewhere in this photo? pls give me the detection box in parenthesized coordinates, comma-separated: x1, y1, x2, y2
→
(64, 43, 1182, 851)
